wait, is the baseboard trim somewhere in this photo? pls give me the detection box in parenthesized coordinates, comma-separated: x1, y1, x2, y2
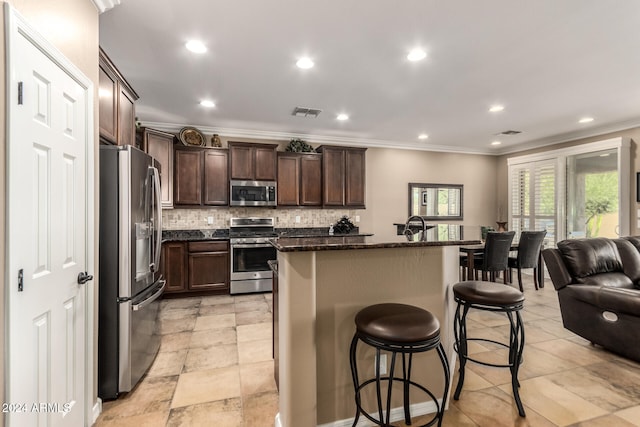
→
(92, 399, 102, 425)
(317, 399, 442, 427)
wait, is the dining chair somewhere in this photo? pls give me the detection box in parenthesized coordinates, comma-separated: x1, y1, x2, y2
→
(508, 230, 547, 291)
(459, 226, 496, 280)
(472, 231, 515, 283)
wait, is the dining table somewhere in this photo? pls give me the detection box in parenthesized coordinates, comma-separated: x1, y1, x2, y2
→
(458, 242, 545, 288)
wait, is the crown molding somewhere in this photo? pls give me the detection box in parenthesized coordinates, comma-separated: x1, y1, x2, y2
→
(92, 0, 121, 13)
(141, 118, 640, 157)
(494, 117, 640, 156)
(140, 121, 495, 156)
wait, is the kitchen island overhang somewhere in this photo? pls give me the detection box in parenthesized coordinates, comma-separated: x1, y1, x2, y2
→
(272, 233, 480, 427)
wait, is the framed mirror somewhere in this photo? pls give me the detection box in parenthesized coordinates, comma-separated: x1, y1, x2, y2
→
(408, 183, 463, 220)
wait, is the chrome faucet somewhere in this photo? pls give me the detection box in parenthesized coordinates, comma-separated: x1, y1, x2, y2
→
(403, 215, 426, 238)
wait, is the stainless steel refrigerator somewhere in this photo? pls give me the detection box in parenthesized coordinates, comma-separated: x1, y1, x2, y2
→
(98, 145, 165, 400)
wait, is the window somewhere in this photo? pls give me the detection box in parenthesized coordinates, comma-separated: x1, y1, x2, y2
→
(510, 160, 556, 246)
(508, 137, 630, 246)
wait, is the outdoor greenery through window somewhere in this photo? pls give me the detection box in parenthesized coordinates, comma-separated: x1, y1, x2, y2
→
(508, 139, 629, 246)
(566, 149, 619, 238)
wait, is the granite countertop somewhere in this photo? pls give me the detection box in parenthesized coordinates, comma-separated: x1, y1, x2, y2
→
(161, 227, 371, 242)
(272, 224, 484, 252)
(162, 229, 229, 242)
(271, 233, 481, 252)
(276, 227, 372, 238)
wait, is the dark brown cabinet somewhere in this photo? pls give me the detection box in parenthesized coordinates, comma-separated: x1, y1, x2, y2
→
(174, 147, 228, 206)
(99, 48, 138, 146)
(98, 64, 117, 143)
(174, 148, 203, 205)
(162, 242, 187, 293)
(141, 128, 174, 208)
(345, 148, 366, 207)
(162, 240, 229, 295)
(317, 146, 366, 208)
(188, 241, 229, 292)
(277, 152, 322, 206)
(204, 150, 229, 205)
(229, 142, 278, 181)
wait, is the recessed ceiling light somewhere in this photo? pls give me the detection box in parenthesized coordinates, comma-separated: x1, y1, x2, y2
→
(407, 48, 427, 62)
(185, 40, 207, 54)
(418, 134, 429, 140)
(336, 113, 349, 121)
(491, 141, 502, 146)
(296, 57, 314, 69)
(579, 117, 594, 123)
(489, 105, 505, 113)
(600, 153, 611, 157)
(200, 100, 215, 108)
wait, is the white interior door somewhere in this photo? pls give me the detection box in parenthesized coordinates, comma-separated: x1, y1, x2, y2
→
(6, 8, 93, 427)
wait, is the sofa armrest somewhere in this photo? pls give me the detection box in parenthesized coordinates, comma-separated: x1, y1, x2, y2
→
(562, 285, 640, 317)
(542, 248, 572, 290)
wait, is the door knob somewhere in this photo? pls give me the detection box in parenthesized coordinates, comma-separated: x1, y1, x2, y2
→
(77, 271, 94, 285)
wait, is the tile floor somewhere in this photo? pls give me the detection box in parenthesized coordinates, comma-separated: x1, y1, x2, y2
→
(95, 276, 640, 427)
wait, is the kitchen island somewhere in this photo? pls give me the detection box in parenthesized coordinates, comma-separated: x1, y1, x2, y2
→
(271, 229, 481, 427)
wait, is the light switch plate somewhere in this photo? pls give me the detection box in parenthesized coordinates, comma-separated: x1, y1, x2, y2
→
(355, 215, 360, 222)
(295, 216, 301, 223)
(207, 216, 214, 224)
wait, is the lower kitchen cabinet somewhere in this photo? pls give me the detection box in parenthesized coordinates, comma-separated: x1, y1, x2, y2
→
(162, 242, 187, 293)
(188, 241, 229, 292)
(162, 240, 230, 295)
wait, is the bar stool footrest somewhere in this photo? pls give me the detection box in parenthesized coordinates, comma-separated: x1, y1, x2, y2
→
(454, 338, 522, 368)
(355, 376, 442, 427)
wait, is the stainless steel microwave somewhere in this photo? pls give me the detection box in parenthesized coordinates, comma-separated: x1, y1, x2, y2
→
(230, 180, 277, 206)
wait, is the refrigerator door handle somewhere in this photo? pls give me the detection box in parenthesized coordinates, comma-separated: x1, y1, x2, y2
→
(132, 280, 165, 312)
(149, 166, 162, 272)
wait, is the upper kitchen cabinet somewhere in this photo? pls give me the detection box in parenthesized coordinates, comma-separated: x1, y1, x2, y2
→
(229, 142, 278, 181)
(317, 146, 367, 208)
(203, 149, 229, 205)
(140, 128, 175, 208)
(277, 152, 322, 206)
(99, 48, 139, 147)
(174, 146, 228, 206)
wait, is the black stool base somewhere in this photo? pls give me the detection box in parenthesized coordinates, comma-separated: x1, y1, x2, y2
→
(453, 298, 526, 417)
(350, 333, 450, 427)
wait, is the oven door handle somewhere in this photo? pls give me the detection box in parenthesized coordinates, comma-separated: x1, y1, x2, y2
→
(232, 243, 273, 249)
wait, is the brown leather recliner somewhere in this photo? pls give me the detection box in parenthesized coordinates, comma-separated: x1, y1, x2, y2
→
(542, 237, 640, 362)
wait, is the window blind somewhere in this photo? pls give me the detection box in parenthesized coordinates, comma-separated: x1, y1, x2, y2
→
(509, 160, 556, 245)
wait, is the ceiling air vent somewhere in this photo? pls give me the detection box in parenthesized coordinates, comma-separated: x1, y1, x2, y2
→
(292, 106, 322, 118)
(496, 130, 522, 136)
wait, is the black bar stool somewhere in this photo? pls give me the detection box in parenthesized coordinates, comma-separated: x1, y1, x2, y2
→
(349, 303, 450, 427)
(452, 281, 526, 417)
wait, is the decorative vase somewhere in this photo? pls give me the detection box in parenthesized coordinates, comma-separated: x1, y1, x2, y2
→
(496, 221, 508, 232)
(211, 134, 222, 147)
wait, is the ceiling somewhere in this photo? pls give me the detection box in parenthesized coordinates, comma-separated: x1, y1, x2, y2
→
(99, 0, 640, 154)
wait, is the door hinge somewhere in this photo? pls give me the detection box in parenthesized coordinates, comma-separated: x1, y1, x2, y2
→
(18, 268, 24, 292)
(18, 82, 23, 105)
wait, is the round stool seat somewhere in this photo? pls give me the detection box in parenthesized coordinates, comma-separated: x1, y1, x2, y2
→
(355, 303, 440, 344)
(453, 281, 524, 307)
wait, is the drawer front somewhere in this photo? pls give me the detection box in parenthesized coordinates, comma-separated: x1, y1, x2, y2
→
(188, 241, 228, 253)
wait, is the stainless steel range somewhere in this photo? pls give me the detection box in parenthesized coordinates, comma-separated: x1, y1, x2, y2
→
(229, 217, 278, 294)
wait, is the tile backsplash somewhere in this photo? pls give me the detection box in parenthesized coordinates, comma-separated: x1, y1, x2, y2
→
(162, 208, 362, 230)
